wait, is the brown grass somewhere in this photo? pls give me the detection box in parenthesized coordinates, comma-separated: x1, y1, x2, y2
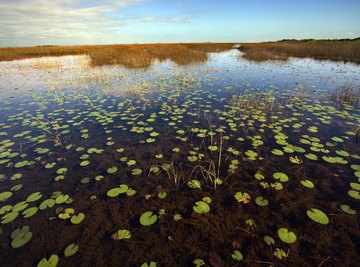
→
(0, 43, 234, 68)
(330, 82, 359, 106)
(239, 39, 360, 64)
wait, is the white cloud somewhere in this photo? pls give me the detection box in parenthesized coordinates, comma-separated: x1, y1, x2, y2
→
(0, 0, 192, 46)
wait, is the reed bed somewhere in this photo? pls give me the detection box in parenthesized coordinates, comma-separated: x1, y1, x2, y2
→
(238, 39, 360, 64)
(0, 43, 234, 68)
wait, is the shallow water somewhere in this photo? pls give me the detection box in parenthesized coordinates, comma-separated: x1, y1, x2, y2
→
(0, 50, 359, 266)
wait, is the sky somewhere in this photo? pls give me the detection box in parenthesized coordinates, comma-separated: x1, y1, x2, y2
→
(0, 0, 359, 47)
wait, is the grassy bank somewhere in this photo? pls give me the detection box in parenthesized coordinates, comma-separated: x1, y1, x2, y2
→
(0, 43, 234, 68)
(238, 38, 360, 64)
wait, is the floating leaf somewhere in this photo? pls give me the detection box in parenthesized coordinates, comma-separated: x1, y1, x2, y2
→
(117, 229, 131, 239)
(301, 180, 314, 188)
(278, 228, 297, 244)
(70, 213, 85, 224)
(340, 205, 356, 215)
(107, 166, 118, 174)
(64, 243, 78, 257)
(255, 196, 268, 207)
(0, 191, 12, 202)
(306, 208, 329, 224)
(11, 226, 32, 248)
(26, 192, 42, 202)
(140, 211, 158, 226)
(231, 250, 243, 261)
(22, 207, 38, 218)
(273, 172, 289, 182)
(1, 211, 19, 224)
(193, 201, 210, 214)
(39, 199, 55, 210)
(37, 254, 59, 267)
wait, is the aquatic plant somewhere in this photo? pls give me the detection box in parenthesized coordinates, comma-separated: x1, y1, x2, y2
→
(37, 255, 59, 267)
(11, 226, 32, 248)
(111, 229, 131, 240)
(274, 248, 287, 260)
(234, 192, 251, 204)
(193, 258, 205, 266)
(278, 228, 297, 244)
(139, 211, 158, 226)
(193, 200, 210, 214)
(306, 208, 329, 224)
(141, 261, 157, 267)
(64, 243, 78, 257)
(231, 250, 243, 261)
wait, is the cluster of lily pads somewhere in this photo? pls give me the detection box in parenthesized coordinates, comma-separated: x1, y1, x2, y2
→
(0, 58, 359, 266)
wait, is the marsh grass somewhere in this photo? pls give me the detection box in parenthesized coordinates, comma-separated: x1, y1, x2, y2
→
(330, 82, 360, 106)
(0, 43, 234, 68)
(239, 39, 360, 64)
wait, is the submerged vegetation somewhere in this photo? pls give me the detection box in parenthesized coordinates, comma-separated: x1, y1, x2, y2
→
(0, 45, 359, 266)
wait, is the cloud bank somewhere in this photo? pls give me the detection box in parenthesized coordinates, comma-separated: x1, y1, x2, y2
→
(0, 0, 192, 46)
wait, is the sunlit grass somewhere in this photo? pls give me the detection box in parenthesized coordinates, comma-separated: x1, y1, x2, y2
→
(0, 43, 234, 68)
(239, 39, 360, 64)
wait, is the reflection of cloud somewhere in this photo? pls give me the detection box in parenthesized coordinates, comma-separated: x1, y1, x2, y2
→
(0, 0, 192, 46)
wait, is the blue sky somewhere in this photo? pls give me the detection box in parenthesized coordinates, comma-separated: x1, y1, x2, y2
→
(0, 0, 359, 47)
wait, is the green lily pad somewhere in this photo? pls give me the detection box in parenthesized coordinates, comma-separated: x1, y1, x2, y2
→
(55, 194, 69, 204)
(273, 172, 289, 182)
(306, 208, 329, 224)
(80, 160, 90, 167)
(11, 226, 32, 248)
(1, 211, 19, 224)
(208, 145, 218, 152)
(70, 213, 85, 224)
(231, 250, 243, 261)
(340, 204, 356, 215)
(131, 168, 143, 176)
(107, 166, 118, 174)
(0, 191, 13, 202)
(255, 196, 268, 207)
(64, 243, 78, 257)
(140, 211, 158, 226)
(193, 201, 210, 214)
(348, 190, 360, 200)
(26, 192, 42, 202)
(301, 180, 314, 188)
(271, 149, 284, 156)
(264, 235, 275, 246)
(39, 199, 56, 210)
(278, 228, 297, 244)
(37, 254, 59, 267)
(12, 201, 28, 212)
(22, 207, 38, 218)
(14, 160, 29, 168)
(117, 229, 131, 239)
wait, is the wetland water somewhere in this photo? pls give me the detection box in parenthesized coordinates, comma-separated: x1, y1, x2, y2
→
(0, 50, 359, 266)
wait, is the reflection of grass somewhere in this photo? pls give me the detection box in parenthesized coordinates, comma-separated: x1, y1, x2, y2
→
(330, 83, 359, 106)
(0, 43, 234, 68)
(239, 39, 360, 63)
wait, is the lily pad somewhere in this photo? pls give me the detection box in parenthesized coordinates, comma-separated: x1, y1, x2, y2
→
(273, 172, 289, 182)
(193, 201, 210, 214)
(37, 254, 59, 267)
(278, 228, 297, 244)
(340, 204, 356, 215)
(231, 250, 243, 261)
(0, 191, 13, 202)
(70, 213, 85, 224)
(26, 192, 42, 202)
(255, 196, 268, 207)
(11, 226, 32, 248)
(140, 211, 158, 226)
(64, 243, 78, 257)
(306, 208, 329, 224)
